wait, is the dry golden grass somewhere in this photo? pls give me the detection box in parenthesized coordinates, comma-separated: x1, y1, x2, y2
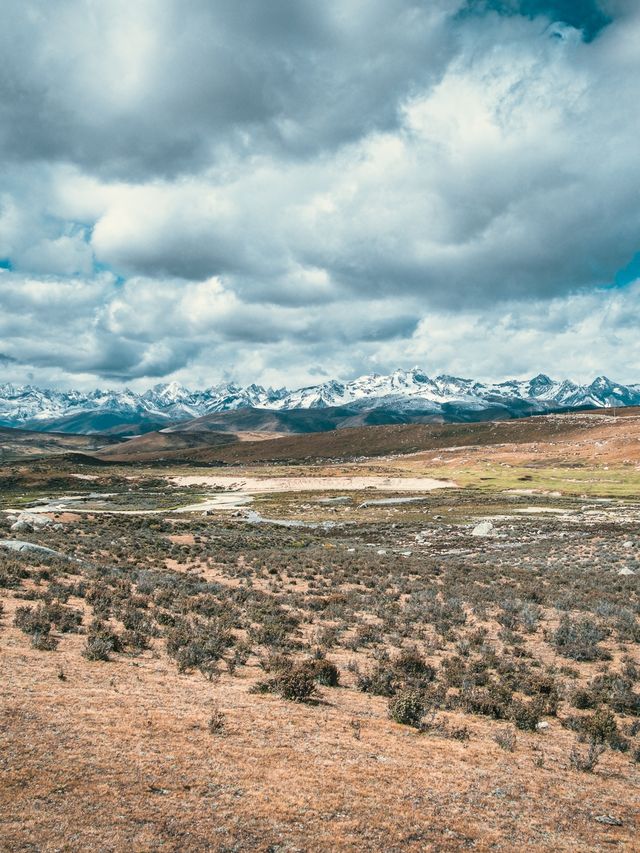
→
(1, 587, 638, 853)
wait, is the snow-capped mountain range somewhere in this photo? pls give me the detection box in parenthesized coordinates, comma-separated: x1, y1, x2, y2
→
(1, 369, 639, 434)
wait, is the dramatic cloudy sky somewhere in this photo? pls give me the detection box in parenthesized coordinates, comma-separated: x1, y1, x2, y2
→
(1, 0, 639, 390)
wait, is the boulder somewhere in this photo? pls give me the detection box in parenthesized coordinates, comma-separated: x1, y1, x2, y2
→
(618, 567, 635, 576)
(0, 539, 64, 558)
(472, 521, 494, 537)
(10, 512, 52, 533)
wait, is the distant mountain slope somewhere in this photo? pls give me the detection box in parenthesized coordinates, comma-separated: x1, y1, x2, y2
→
(0, 426, 123, 461)
(1, 369, 639, 434)
(91, 407, 640, 466)
(95, 430, 238, 463)
(162, 399, 558, 436)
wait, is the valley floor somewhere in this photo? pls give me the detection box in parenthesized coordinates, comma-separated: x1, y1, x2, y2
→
(1, 445, 639, 851)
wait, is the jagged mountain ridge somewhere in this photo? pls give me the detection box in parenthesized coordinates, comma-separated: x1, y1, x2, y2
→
(0, 369, 638, 434)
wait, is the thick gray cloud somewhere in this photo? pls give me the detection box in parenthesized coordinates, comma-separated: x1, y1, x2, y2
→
(0, 272, 420, 383)
(0, 0, 458, 178)
(1, 0, 639, 388)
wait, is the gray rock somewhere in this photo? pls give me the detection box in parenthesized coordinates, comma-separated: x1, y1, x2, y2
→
(10, 512, 52, 533)
(594, 815, 622, 826)
(472, 521, 494, 537)
(0, 539, 63, 558)
(618, 567, 635, 576)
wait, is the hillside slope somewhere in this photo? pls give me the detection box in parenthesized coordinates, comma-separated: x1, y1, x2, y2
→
(92, 408, 640, 465)
(0, 426, 123, 461)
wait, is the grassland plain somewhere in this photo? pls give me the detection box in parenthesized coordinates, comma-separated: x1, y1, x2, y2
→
(1, 415, 639, 850)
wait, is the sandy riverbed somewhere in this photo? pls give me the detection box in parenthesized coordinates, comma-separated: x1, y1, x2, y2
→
(169, 475, 457, 493)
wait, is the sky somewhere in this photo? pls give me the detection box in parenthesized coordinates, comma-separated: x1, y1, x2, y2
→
(1, 0, 639, 391)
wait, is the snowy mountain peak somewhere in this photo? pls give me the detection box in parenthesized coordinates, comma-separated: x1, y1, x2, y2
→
(1, 369, 639, 433)
(148, 381, 192, 400)
(589, 375, 615, 391)
(530, 373, 553, 387)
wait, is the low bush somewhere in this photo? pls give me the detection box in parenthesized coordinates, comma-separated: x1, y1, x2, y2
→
(299, 658, 340, 687)
(258, 667, 318, 702)
(31, 630, 58, 651)
(87, 619, 123, 653)
(510, 698, 544, 731)
(460, 683, 512, 720)
(42, 602, 83, 633)
(388, 690, 426, 728)
(122, 629, 151, 652)
(494, 727, 517, 752)
(166, 617, 234, 676)
(208, 706, 226, 735)
(356, 662, 397, 697)
(82, 635, 112, 661)
(588, 674, 640, 716)
(393, 647, 436, 687)
(569, 741, 605, 773)
(551, 617, 608, 662)
(570, 688, 597, 710)
(14, 605, 51, 636)
(582, 708, 618, 745)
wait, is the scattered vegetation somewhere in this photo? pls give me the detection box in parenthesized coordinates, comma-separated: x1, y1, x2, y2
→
(1, 462, 639, 848)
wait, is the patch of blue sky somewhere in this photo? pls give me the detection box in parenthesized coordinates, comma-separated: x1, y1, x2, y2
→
(92, 260, 125, 286)
(460, 1, 611, 42)
(610, 252, 640, 290)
